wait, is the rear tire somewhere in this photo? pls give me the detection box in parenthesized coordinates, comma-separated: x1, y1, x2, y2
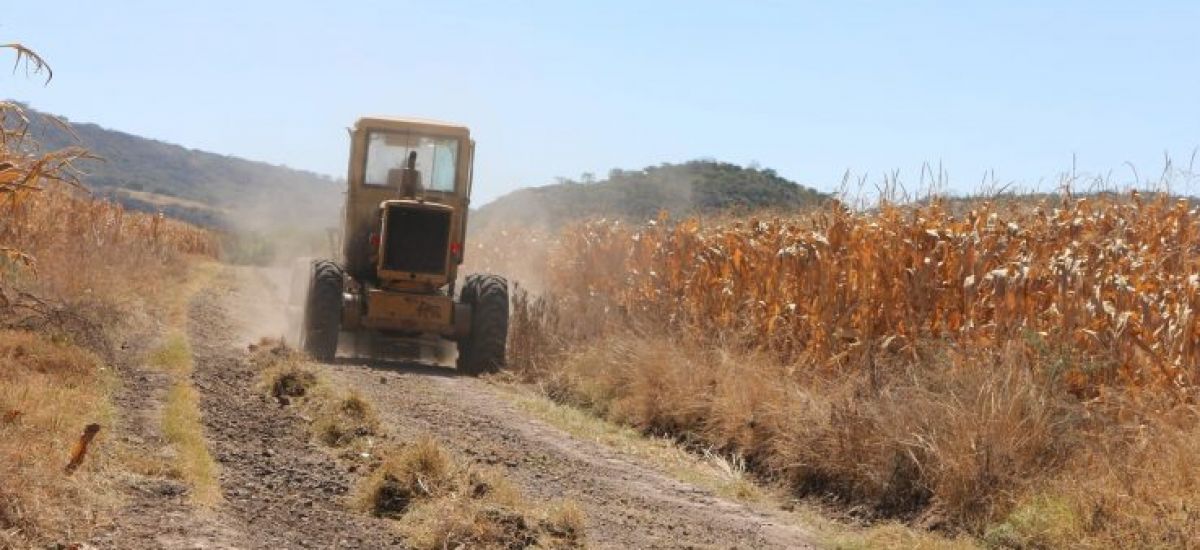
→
(456, 274, 508, 375)
(303, 260, 343, 362)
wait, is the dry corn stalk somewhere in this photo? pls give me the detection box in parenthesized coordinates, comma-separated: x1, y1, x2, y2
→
(526, 192, 1199, 398)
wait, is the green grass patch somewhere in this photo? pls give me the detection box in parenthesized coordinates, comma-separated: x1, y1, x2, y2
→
(161, 380, 220, 504)
(150, 330, 220, 505)
(148, 332, 191, 374)
(984, 494, 1080, 549)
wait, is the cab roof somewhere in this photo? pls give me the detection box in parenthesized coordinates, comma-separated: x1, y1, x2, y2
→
(354, 116, 470, 138)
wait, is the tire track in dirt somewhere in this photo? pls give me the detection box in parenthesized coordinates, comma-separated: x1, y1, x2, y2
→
(325, 360, 815, 549)
(96, 328, 243, 549)
(101, 267, 410, 548)
(189, 270, 404, 548)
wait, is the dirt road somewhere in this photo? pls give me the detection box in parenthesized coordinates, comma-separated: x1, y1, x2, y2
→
(98, 270, 401, 549)
(96, 267, 815, 548)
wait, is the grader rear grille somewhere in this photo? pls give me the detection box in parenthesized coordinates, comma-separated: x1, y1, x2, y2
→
(381, 206, 451, 275)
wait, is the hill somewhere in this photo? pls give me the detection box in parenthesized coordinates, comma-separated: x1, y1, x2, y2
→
(18, 108, 827, 251)
(470, 160, 828, 233)
(21, 105, 341, 231)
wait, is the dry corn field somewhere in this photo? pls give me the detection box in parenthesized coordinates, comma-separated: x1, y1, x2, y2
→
(542, 193, 1199, 395)
(2, 188, 217, 284)
(489, 192, 1200, 547)
(1, 99, 217, 300)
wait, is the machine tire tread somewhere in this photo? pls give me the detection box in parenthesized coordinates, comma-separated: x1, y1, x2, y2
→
(456, 274, 508, 375)
(303, 259, 343, 362)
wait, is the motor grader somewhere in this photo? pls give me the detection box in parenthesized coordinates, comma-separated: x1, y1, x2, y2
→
(294, 117, 508, 374)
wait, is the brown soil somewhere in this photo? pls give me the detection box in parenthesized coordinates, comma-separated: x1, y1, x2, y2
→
(93, 270, 400, 548)
(327, 363, 815, 549)
(92, 313, 241, 549)
(91, 266, 815, 548)
(187, 274, 403, 548)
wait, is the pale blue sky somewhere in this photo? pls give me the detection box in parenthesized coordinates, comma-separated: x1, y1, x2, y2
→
(5, 1, 1198, 203)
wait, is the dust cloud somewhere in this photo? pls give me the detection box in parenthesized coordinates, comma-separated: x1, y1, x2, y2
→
(225, 265, 296, 347)
(460, 165, 717, 294)
(219, 176, 339, 347)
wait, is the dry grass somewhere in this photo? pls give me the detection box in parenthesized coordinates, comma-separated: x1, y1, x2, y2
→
(0, 331, 118, 546)
(138, 261, 222, 507)
(356, 436, 457, 518)
(0, 46, 218, 546)
(250, 339, 380, 452)
(500, 378, 983, 549)
(1010, 400, 1200, 549)
(356, 435, 584, 549)
(312, 392, 381, 448)
(148, 333, 191, 375)
(528, 333, 1077, 528)
(496, 191, 1200, 546)
(1, 94, 217, 335)
(814, 517, 981, 550)
(1, 96, 217, 360)
(0, 192, 216, 544)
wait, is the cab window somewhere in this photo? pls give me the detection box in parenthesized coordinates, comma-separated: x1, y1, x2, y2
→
(364, 131, 458, 192)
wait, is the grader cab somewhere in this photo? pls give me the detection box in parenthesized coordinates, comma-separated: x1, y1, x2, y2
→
(296, 117, 508, 374)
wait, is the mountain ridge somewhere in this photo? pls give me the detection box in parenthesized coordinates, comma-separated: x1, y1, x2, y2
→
(469, 160, 829, 233)
(19, 104, 342, 230)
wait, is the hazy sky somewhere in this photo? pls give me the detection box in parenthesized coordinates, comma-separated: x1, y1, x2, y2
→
(5, 1, 1198, 203)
